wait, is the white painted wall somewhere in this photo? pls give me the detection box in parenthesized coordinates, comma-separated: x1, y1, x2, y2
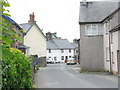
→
(24, 24, 46, 57)
(47, 49, 74, 63)
(103, 23, 110, 71)
(103, 18, 119, 74)
(111, 31, 118, 73)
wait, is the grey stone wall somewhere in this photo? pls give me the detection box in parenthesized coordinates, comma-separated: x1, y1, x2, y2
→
(38, 57, 47, 67)
(80, 24, 104, 71)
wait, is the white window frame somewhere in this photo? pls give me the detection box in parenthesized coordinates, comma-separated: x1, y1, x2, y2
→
(85, 24, 103, 36)
(61, 56, 64, 60)
(106, 47, 110, 61)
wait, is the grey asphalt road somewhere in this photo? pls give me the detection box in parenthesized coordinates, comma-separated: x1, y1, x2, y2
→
(35, 63, 118, 88)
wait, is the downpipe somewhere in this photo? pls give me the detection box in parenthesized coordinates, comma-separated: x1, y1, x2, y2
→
(109, 32, 112, 74)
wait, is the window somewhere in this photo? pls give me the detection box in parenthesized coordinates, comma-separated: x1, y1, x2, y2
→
(54, 57, 57, 61)
(49, 49, 51, 53)
(61, 49, 64, 53)
(61, 56, 64, 60)
(105, 22, 109, 34)
(76, 50, 78, 53)
(105, 20, 111, 34)
(69, 49, 71, 53)
(85, 24, 103, 36)
(16, 46, 18, 49)
(111, 33, 113, 44)
(106, 47, 110, 61)
(112, 52, 114, 64)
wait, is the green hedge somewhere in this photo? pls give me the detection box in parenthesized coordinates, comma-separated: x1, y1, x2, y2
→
(2, 47, 33, 89)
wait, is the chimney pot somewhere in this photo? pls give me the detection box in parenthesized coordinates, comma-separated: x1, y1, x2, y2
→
(28, 12, 35, 23)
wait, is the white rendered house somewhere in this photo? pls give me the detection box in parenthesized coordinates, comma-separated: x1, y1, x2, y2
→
(20, 13, 46, 58)
(47, 39, 76, 63)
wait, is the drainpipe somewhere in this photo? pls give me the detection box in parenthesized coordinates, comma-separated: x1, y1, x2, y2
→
(109, 32, 112, 74)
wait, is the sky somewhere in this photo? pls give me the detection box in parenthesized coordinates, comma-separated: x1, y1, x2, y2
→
(8, 0, 106, 42)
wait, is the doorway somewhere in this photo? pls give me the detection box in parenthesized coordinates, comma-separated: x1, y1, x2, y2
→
(117, 50, 120, 75)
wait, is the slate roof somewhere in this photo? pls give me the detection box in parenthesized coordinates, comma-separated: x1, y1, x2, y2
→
(20, 23, 33, 32)
(2, 15, 16, 24)
(47, 39, 76, 49)
(2, 15, 22, 29)
(79, 1, 119, 23)
(20, 22, 46, 37)
(70, 43, 78, 48)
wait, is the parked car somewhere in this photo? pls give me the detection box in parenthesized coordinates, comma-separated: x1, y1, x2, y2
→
(66, 58, 76, 65)
(51, 59, 55, 64)
(46, 58, 54, 64)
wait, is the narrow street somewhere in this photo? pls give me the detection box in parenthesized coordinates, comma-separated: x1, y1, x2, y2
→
(35, 63, 118, 88)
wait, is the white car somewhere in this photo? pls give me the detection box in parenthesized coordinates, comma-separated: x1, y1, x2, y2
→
(66, 58, 76, 65)
(46, 58, 54, 64)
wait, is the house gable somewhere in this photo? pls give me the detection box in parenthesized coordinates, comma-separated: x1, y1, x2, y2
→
(23, 24, 46, 57)
(20, 22, 46, 39)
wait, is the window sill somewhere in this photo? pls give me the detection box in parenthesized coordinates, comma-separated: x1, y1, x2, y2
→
(106, 33, 109, 35)
(106, 60, 110, 62)
(85, 35, 103, 37)
(112, 62, 114, 64)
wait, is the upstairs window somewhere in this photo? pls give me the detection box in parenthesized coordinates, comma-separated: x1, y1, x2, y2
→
(49, 49, 51, 53)
(76, 50, 78, 53)
(69, 49, 71, 53)
(106, 47, 110, 61)
(61, 49, 64, 53)
(85, 24, 103, 36)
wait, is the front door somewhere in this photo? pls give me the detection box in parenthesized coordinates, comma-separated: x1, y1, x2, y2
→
(54, 57, 57, 61)
(65, 56, 68, 60)
(117, 50, 120, 75)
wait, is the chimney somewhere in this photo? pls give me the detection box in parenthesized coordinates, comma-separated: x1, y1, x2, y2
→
(81, 0, 92, 8)
(28, 12, 35, 23)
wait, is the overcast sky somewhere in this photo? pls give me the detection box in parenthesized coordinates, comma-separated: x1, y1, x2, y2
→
(8, 0, 106, 42)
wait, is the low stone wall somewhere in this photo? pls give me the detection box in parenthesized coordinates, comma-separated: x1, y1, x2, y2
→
(38, 57, 47, 67)
(29, 56, 47, 75)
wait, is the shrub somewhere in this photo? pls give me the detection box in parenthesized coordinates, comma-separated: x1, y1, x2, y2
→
(2, 47, 33, 89)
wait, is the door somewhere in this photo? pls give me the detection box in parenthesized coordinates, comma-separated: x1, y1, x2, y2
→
(54, 57, 57, 61)
(117, 50, 120, 75)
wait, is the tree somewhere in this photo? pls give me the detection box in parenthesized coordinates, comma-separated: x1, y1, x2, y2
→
(1, 0, 33, 89)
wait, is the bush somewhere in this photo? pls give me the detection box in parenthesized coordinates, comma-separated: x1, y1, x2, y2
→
(2, 47, 33, 89)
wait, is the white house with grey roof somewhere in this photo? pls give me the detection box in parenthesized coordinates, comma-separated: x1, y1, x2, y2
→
(20, 12, 46, 58)
(47, 39, 76, 63)
(79, 0, 120, 74)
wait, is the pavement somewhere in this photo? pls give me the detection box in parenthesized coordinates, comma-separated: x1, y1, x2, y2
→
(34, 63, 118, 88)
